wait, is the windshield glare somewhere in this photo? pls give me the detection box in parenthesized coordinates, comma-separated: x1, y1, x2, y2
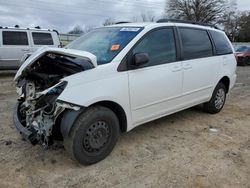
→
(66, 27, 143, 65)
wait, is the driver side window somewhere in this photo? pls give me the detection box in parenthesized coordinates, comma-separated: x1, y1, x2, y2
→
(132, 28, 177, 68)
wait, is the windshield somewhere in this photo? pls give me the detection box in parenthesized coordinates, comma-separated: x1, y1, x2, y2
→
(236, 46, 250, 52)
(66, 27, 143, 65)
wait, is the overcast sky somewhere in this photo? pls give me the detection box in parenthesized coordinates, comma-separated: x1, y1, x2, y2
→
(0, 0, 249, 33)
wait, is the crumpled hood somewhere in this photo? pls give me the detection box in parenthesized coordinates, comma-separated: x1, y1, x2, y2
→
(14, 46, 97, 81)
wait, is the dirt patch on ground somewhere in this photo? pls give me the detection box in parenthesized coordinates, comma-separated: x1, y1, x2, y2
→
(0, 67, 249, 188)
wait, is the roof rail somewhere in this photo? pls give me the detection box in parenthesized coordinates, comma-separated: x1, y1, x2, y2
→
(156, 19, 219, 29)
(0, 26, 59, 32)
(53, 29, 59, 35)
(115, 21, 131, 25)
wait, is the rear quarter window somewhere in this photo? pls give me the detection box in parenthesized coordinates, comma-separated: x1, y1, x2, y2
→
(210, 30, 233, 55)
(32, 32, 54, 45)
(2, 31, 28, 45)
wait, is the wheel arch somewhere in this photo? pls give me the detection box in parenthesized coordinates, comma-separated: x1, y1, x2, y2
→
(218, 76, 230, 93)
(90, 100, 127, 133)
(60, 100, 128, 138)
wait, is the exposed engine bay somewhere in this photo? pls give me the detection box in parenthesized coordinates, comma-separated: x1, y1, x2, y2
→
(15, 50, 95, 147)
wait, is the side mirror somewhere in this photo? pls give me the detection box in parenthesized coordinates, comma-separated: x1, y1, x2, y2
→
(133, 53, 149, 66)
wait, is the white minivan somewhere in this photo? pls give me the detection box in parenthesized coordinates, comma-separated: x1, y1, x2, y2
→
(13, 20, 237, 165)
(0, 26, 60, 69)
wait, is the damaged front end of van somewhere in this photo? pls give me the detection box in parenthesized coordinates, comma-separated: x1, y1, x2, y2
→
(13, 47, 97, 147)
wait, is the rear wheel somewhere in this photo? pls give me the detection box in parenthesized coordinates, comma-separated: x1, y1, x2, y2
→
(204, 83, 227, 114)
(64, 106, 120, 165)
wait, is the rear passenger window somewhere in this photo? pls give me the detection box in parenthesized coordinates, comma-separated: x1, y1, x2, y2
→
(179, 28, 213, 60)
(132, 28, 176, 67)
(210, 30, 233, 55)
(2, 31, 28, 45)
(32, 32, 54, 45)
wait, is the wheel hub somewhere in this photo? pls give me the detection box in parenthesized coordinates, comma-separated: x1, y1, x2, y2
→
(83, 121, 110, 152)
(215, 88, 225, 109)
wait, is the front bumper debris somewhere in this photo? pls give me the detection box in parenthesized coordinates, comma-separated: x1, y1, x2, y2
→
(13, 103, 38, 145)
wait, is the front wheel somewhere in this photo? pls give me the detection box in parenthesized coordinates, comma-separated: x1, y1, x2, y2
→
(204, 83, 227, 114)
(64, 106, 120, 165)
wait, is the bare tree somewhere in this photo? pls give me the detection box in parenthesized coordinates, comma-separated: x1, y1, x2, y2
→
(68, 25, 95, 35)
(132, 12, 156, 22)
(140, 13, 156, 22)
(103, 18, 115, 26)
(220, 1, 240, 42)
(83, 25, 95, 33)
(222, 11, 240, 41)
(165, 0, 229, 23)
(237, 11, 250, 42)
(68, 25, 84, 34)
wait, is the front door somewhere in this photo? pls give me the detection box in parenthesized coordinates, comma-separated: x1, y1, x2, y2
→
(128, 28, 183, 125)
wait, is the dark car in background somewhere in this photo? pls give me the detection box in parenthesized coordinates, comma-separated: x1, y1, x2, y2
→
(235, 46, 250, 66)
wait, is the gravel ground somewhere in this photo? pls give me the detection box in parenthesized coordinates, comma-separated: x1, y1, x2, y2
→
(0, 67, 249, 188)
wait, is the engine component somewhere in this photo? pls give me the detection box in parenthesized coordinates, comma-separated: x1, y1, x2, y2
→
(15, 52, 91, 147)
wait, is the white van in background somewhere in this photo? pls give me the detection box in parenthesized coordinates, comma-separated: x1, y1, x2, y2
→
(0, 26, 60, 69)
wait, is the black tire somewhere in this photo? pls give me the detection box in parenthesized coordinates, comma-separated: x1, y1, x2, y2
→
(246, 56, 250, 65)
(204, 83, 227, 114)
(241, 57, 248, 66)
(64, 106, 120, 165)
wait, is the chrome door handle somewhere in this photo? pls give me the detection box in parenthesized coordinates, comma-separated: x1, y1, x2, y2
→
(183, 63, 192, 70)
(171, 65, 182, 72)
(21, 49, 30, 52)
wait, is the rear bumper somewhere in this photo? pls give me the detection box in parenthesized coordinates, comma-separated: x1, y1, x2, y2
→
(230, 74, 237, 90)
(13, 102, 38, 145)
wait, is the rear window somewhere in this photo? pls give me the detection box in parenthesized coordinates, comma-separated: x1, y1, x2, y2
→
(2, 31, 28, 45)
(210, 30, 233, 55)
(32, 32, 54, 45)
(179, 28, 213, 60)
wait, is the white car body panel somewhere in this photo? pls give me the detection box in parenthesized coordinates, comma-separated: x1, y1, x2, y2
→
(128, 62, 182, 125)
(58, 63, 133, 130)
(181, 56, 221, 106)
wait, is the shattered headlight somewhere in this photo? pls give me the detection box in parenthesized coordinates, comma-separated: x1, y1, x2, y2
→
(33, 81, 68, 108)
(56, 100, 81, 111)
(47, 81, 68, 95)
(47, 81, 81, 111)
